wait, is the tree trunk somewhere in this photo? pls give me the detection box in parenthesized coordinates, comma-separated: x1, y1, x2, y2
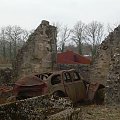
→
(9, 41, 12, 61)
(78, 38, 82, 55)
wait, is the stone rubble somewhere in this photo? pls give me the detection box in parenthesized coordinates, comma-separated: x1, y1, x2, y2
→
(0, 95, 73, 120)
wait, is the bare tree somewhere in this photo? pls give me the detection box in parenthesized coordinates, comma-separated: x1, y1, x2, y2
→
(5, 26, 30, 59)
(71, 21, 86, 54)
(58, 25, 71, 52)
(0, 25, 30, 63)
(0, 28, 7, 59)
(18, 29, 30, 48)
(5, 26, 13, 61)
(85, 21, 104, 58)
(0, 25, 30, 62)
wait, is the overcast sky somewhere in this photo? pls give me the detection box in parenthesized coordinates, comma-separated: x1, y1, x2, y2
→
(0, 0, 120, 30)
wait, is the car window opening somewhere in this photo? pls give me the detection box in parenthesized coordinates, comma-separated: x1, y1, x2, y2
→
(35, 73, 52, 80)
(63, 72, 72, 82)
(51, 74, 61, 85)
(73, 72, 81, 81)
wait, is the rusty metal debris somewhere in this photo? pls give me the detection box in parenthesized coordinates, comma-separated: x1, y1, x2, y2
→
(13, 69, 105, 104)
(13, 75, 47, 100)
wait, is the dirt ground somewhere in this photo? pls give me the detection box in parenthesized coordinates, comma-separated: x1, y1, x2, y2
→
(48, 105, 120, 120)
(78, 105, 120, 120)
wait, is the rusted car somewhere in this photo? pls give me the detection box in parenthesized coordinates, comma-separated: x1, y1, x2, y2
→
(13, 75, 47, 100)
(14, 69, 105, 103)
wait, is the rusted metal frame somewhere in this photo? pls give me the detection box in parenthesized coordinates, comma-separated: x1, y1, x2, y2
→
(87, 83, 100, 101)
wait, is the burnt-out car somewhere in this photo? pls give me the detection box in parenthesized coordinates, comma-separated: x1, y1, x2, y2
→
(13, 75, 47, 100)
(14, 69, 105, 103)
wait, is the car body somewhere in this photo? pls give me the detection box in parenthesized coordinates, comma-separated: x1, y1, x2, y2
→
(14, 69, 105, 103)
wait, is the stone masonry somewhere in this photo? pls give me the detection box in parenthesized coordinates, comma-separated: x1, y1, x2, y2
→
(0, 95, 73, 120)
(13, 20, 57, 79)
(90, 25, 120, 105)
(105, 47, 120, 105)
(90, 25, 120, 84)
(0, 95, 120, 120)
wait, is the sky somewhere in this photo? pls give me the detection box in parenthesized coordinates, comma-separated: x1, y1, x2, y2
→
(0, 0, 120, 30)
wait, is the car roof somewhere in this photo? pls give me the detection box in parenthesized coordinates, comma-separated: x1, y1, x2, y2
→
(15, 75, 45, 86)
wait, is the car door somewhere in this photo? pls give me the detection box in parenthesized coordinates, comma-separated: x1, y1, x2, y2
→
(63, 71, 86, 102)
(71, 71, 86, 102)
(63, 71, 77, 102)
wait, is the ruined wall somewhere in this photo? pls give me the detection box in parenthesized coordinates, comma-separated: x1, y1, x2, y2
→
(0, 95, 120, 120)
(13, 20, 57, 79)
(90, 25, 120, 105)
(105, 47, 120, 105)
(0, 95, 72, 120)
(90, 25, 120, 84)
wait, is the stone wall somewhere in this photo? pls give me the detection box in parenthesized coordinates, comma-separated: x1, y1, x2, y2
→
(90, 25, 120, 105)
(105, 47, 120, 105)
(0, 96, 120, 120)
(13, 20, 57, 80)
(90, 25, 120, 84)
(0, 95, 72, 120)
